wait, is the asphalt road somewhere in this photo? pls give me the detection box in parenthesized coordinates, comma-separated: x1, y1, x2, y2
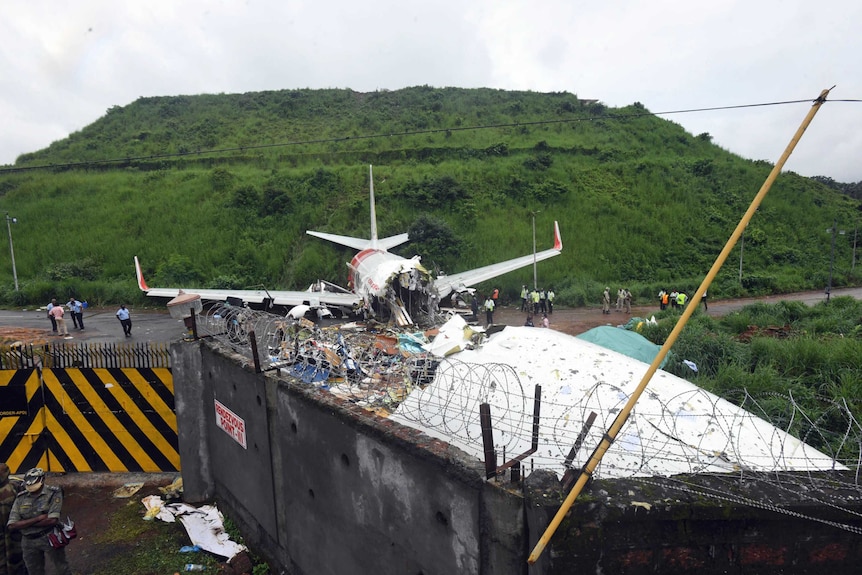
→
(1, 286, 860, 344)
(0, 305, 189, 344)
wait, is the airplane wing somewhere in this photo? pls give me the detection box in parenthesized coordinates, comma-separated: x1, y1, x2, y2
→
(433, 221, 562, 299)
(134, 257, 361, 310)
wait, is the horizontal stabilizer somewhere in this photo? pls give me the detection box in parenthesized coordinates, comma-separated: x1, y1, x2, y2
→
(306, 230, 409, 252)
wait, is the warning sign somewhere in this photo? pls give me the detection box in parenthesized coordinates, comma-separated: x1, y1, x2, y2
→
(214, 399, 247, 449)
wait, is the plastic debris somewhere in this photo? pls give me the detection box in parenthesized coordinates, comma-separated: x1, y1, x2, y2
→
(112, 482, 145, 498)
(159, 476, 184, 500)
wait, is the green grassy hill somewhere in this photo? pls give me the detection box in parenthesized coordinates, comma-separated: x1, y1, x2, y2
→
(0, 86, 859, 308)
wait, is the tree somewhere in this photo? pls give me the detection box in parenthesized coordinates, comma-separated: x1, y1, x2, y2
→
(405, 215, 462, 273)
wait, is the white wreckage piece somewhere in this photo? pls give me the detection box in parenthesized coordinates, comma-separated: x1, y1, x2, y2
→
(141, 495, 247, 560)
(391, 325, 847, 480)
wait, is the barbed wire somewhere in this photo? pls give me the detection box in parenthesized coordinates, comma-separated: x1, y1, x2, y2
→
(196, 306, 862, 531)
(197, 306, 861, 475)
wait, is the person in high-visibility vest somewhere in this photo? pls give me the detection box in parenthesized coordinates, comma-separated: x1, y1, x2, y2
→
(676, 291, 687, 308)
(483, 296, 495, 326)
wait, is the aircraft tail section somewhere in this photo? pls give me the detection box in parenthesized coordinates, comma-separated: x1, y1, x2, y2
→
(307, 164, 409, 252)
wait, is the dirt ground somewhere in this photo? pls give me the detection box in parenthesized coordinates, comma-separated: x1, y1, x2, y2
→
(0, 327, 50, 346)
(492, 303, 660, 335)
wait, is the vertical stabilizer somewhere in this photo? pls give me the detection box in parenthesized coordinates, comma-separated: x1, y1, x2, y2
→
(369, 165, 378, 249)
(306, 164, 409, 251)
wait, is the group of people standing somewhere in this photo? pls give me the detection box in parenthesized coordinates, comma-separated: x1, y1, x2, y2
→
(471, 288, 551, 329)
(519, 285, 555, 315)
(45, 299, 134, 338)
(600, 287, 709, 315)
(45, 298, 85, 337)
(602, 287, 632, 314)
(657, 289, 701, 310)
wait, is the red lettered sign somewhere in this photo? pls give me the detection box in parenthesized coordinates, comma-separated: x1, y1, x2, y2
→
(214, 399, 247, 449)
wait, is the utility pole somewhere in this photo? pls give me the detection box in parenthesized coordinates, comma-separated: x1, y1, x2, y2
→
(738, 231, 745, 285)
(5, 213, 18, 292)
(531, 210, 540, 290)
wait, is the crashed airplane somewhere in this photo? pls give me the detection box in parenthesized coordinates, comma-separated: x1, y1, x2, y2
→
(135, 165, 562, 326)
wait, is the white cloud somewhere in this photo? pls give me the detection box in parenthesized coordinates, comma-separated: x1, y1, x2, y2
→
(1, 0, 860, 181)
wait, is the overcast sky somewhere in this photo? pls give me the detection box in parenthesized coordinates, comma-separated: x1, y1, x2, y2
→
(2, 1, 860, 182)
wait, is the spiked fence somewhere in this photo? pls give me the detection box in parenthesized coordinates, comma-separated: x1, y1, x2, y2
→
(0, 341, 172, 370)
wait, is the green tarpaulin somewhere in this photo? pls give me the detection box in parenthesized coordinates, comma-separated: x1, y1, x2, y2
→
(576, 325, 669, 368)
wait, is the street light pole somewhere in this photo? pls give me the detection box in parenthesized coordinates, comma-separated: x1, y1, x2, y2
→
(826, 219, 845, 304)
(531, 210, 540, 290)
(5, 213, 18, 292)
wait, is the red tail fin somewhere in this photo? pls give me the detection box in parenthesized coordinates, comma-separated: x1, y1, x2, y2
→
(134, 256, 149, 291)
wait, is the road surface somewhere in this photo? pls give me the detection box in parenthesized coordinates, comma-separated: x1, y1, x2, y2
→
(1, 287, 860, 344)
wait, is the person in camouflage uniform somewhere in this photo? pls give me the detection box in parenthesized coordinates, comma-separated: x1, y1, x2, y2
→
(0, 463, 24, 575)
(6, 468, 71, 575)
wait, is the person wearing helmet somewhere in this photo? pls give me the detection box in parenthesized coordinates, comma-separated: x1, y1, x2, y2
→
(0, 463, 25, 575)
(6, 468, 72, 575)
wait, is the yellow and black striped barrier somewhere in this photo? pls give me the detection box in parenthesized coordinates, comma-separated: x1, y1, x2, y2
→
(0, 343, 177, 474)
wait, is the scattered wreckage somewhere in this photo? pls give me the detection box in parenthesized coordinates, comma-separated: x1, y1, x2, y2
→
(196, 303, 850, 480)
(198, 300, 479, 415)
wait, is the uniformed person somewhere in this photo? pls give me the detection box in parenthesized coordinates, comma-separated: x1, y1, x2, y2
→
(6, 468, 71, 575)
(0, 463, 24, 575)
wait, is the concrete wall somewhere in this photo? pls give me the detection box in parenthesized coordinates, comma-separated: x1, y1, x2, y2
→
(173, 340, 862, 575)
(172, 340, 526, 575)
(524, 469, 862, 575)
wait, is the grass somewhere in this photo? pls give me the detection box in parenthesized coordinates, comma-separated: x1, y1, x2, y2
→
(638, 297, 862, 460)
(88, 500, 219, 575)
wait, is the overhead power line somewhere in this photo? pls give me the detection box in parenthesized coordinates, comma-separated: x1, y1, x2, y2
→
(0, 95, 855, 175)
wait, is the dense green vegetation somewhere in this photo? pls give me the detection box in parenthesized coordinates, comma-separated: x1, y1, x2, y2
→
(0, 86, 859, 309)
(643, 296, 862, 460)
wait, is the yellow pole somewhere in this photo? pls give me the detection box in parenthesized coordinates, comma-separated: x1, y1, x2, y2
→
(528, 87, 832, 564)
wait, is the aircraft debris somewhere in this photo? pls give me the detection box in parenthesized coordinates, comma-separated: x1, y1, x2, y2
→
(194, 303, 848, 484)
